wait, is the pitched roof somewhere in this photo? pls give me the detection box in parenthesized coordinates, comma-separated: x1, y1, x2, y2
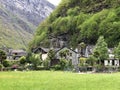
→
(33, 47, 49, 53)
(56, 47, 78, 53)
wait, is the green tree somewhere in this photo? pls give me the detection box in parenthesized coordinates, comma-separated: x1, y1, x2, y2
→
(29, 54, 42, 70)
(19, 56, 26, 65)
(93, 36, 109, 65)
(114, 42, 120, 59)
(87, 55, 97, 66)
(67, 6, 80, 16)
(0, 50, 6, 64)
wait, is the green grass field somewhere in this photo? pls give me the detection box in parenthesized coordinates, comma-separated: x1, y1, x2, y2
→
(0, 71, 120, 90)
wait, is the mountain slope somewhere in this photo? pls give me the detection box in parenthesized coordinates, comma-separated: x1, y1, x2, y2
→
(30, 0, 120, 49)
(0, 0, 55, 49)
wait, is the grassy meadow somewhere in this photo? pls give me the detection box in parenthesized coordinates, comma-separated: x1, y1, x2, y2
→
(0, 71, 120, 90)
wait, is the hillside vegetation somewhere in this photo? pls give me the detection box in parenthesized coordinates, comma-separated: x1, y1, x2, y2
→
(30, 0, 120, 49)
(0, 0, 54, 49)
(0, 6, 33, 49)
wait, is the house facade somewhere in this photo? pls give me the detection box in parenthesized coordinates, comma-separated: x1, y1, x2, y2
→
(55, 47, 79, 67)
(7, 49, 27, 60)
(84, 46, 120, 67)
(104, 54, 119, 67)
(32, 47, 80, 67)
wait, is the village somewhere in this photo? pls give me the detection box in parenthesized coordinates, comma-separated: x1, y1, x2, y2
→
(0, 36, 119, 73)
(1, 0, 120, 90)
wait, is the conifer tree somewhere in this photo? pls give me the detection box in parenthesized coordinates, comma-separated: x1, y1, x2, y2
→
(93, 36, 109, 65)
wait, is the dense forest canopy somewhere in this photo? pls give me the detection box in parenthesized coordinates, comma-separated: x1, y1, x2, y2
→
(29, 0, 120, 49)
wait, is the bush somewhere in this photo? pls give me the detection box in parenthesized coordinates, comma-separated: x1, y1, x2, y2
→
(43, 59, 50, 70)
(0, 50, 7, 64)
(19, 56, 26, 65)
(0, 64, 3, 71)
(86, 55, 97, 66)
(29, 54, 42, 70)
(59, 58, 69, 70)
(8, 60, 20, 66)
(17, 66, 26, 71)
(36, 66, 45, 70)
(2, 60, 10, 67)
(54, 65, 61, 70)
(79, 57, 87, 66)
(3, 67, 12, 71)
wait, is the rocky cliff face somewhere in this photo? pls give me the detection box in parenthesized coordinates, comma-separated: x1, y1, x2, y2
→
(0, 0, 55, 49)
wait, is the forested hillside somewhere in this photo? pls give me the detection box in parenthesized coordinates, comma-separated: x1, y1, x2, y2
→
(30, 0, 120, 49)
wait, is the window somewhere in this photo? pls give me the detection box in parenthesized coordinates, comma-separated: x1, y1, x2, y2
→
(70, 52, 72, 56)
(112, 60, 115, 66)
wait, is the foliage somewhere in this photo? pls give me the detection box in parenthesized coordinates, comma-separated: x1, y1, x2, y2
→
(0, 50, 6, 64)
(79, 57, 87, 66)
(29, 54, 42, 70)
(0, 64, 3, 70)
(59, 49, 69, 58)
(2, 60, 10, 67)
(59, 58, 69, 70)
(47, 49, 55, 60)
(19, 56, 26, 65)
(79, 42, 86, 56)
(54, 65, 61, 70)
(43, 59, 50, 70)
(30, 0, 120, 49)
(67, 6, 80, 16)
(114, 42, 120, 59)
(86, 55, 97, 66)
(93, 36, 109, 64)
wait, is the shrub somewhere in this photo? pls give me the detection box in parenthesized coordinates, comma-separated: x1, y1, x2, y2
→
(2, 60, 10, 67)
(59, 58, 69, 70)
(0, 64, 3, 71)
(7, 60, 19, 67)
(36, 66, 45, 70)
(29, 54, 42, 70)
(43, 59, 50, 70)
(0, 50, 7, 64)
(19, 56, 26, 65)
(79, 57, 87, 66)
(86, 55, 97, 66)
(54, 65, 61, 70)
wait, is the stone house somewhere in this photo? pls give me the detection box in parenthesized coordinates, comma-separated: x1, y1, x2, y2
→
(84, 46, 120, 67)
(55, 47, 79, 67)
(33, 47, 49, 60)
(32, 47, 80, 67)
(104, 49, 119, 67)
(7, 49, 27, 60)
(33, 47, 60, 61)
